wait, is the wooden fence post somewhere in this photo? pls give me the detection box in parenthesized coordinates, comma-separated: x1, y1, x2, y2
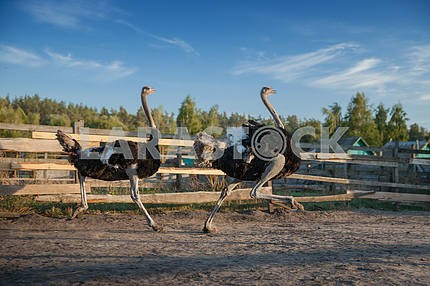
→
(72, 120, 84, 183)
(393, 141, 399, 192)
(73, 120, 85, 134)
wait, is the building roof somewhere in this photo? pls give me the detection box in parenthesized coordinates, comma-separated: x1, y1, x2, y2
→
(338, 136, 369, 148)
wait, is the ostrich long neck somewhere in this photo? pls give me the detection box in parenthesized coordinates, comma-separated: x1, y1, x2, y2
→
(261, 93, 285, 129)
(141, 94, 156, 128)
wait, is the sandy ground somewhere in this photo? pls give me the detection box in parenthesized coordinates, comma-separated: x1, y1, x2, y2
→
(0, 209, 429, 285)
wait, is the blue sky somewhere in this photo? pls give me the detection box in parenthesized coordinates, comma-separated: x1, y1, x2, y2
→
(1, 0, 429, 129)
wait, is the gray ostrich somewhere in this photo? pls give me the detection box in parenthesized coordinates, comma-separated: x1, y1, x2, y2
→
(56, 86, 162, 231)
(194, 87, 304, 233)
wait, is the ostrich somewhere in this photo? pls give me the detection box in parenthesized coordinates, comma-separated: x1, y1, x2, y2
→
(194, 87, 304, 233)
(56, 86, 162, 231)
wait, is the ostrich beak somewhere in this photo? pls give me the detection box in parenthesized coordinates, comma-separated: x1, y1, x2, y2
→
(271, 89, 277, 94)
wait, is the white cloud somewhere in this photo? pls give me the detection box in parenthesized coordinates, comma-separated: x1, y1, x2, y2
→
(419, 94, 430, 101)
(312, 58, 397, 89)
(20, 0, 113, 29)
(232, 42, 430, 100)
(116, 19, 199, 55)
(45, 50, 137, 80)
(0, 45, 44, 67)
(407, 44, 430, 75)
(232, 43, 358, 82)
(151, 35, 199, 55)
(0, 45, 136, 80)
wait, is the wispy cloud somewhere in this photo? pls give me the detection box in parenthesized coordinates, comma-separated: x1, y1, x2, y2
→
(0, 45, 136, 80)
(419, 94, 430, 101)
(233, 42, 430, 100)
(407, 44, 430, 75)
(0, 45, 44, 67)
(45, 49, 137, 80)
(232, 43, 358, 82)
(116, 19, 199, 55)
(312, 58, 397, 89)
(19, 0, 115, 29)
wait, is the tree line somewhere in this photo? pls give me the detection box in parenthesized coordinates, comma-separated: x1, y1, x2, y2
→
(0, 92, 428, 146)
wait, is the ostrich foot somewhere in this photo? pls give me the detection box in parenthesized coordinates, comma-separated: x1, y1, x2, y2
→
(203, 225, 216, 233)
(291, 198, 304, 211)
(68, 205, 88, 220)
(151, 224, 163, 232)
(270, 197, 304, 211)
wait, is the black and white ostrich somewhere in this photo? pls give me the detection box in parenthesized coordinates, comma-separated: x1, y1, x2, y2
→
(194, 87, 303, 233)
(56, 86, 162, 231)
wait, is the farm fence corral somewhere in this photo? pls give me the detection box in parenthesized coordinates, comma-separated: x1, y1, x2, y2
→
(0, 122, 429, 207)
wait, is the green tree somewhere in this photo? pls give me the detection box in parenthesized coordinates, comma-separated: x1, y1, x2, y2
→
(176, 95, 202, 134)
(374, 103, 389, 144)
(284, 115, 300, 133)
(408, 123, 427, 141)
(206, 105, 220, 128)
(322, 102, 342, 134)
(345, 92, 381, 146)
(387, 104, 409, 142)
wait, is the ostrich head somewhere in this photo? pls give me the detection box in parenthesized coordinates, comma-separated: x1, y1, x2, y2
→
(141, 86, 157, 96)
(260, 86, 277, 97)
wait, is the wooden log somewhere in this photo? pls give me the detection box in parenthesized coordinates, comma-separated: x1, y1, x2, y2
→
(35, 187, 272, 204)
(0, 184, 83, 195)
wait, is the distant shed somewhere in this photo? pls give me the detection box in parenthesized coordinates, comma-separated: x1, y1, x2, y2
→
(338, 136, 374, 156)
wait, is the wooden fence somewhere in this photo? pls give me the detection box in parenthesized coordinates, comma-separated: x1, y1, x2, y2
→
(1, 122, 429, 205)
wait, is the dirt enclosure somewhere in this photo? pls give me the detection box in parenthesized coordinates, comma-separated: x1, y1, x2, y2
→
(0, 209, 429, 285)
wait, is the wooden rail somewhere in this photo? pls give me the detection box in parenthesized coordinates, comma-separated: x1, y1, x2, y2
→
(5, 162, 430, 191)
(35, 187, 272, 204)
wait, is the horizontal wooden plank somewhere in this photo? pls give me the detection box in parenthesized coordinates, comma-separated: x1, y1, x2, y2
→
(0, 122, 73, 133)
(11, 162, 76, 171)
(295, 191, 375, 203)
(0, 184, 83, 195)
(0, 122, 161, 137)
(300, 152, 351, 160)
(306, 158, 398, 167)
(0, 138, 64, 152)
(32, 131, 196, 147)
(158, 167, 225, 175)
(289, 173, 430, 190)
(347, 190, 430, 202)
(35, 187, 272, 204)
(410, 158, 430, 166)
(6, 163, 226, 176)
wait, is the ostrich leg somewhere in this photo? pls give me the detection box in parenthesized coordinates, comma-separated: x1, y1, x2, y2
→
(250, 155, 304, 210)
(203, 179, 241, 233)
(71, 172, 88, 219)
(129, 174, 162, 232)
